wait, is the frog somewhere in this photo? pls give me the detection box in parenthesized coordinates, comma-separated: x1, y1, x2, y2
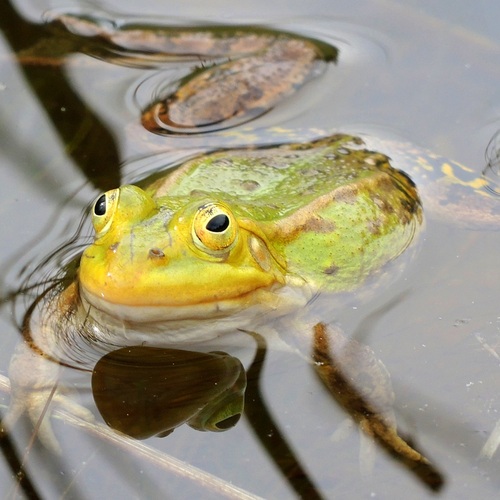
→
(3, 4, 500, 495)
(6, 130, 499, 492)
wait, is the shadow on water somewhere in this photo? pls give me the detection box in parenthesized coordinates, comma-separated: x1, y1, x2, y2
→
(243, 328, 445, 496)
(0, 1, 121, 191)
(2, 327, 448, 497)
(244, 333, 325, 499)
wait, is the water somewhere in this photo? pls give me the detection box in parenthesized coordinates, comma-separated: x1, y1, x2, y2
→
(1, 0, 500, 498)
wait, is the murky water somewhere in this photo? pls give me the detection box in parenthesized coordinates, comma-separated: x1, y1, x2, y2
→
(1, 0, 500, 498)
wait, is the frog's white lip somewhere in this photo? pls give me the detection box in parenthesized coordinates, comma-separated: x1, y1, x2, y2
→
(82, 286, 258, 320)
(80, 284, 310, 344)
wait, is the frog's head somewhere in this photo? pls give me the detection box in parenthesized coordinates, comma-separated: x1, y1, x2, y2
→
(79, 186, 287, 320)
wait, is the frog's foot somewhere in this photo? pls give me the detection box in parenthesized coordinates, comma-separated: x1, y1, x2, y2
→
(2, 341, 94, 452)
(357, 422, 378, 476)
(2, 383, 94, 453)
(330, 417, 377, 475)
(330, 417, 355, 442)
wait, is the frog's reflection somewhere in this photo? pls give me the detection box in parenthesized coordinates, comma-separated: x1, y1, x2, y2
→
(92, 347, 246, 439)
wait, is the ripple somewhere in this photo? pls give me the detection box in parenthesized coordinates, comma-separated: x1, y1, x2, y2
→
(484, 129, 500, 195)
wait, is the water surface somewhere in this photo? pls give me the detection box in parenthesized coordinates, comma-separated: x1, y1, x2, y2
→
(1, 0, 500, 498)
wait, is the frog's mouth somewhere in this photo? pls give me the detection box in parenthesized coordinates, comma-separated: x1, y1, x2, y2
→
(79, 282, 309, 343)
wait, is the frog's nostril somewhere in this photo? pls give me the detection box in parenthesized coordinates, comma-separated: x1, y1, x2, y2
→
(148, 248, 165, 259)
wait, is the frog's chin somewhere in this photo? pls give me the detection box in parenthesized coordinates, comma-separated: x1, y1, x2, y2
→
(79, 284, 311, 345)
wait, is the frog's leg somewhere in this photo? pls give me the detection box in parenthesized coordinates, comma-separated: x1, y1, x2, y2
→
(365, 136, 500, 230)
(356, 425, 377, 476)
(2, 282, 95, 452)
(312, 322, 444, 491)
(1, 340, 94, 453)
(311, 322, 394, 475)
(2, 340, 62, 451)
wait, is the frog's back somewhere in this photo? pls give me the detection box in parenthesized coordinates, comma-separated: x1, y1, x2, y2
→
(148, 134, 423, 291)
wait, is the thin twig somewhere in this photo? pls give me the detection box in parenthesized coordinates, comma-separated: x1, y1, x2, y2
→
(0, 374, 263, 500)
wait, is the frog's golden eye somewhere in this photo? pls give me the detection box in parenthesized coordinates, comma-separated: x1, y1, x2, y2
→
(91, 189, 119, 236)
(193, 203, 237, 253)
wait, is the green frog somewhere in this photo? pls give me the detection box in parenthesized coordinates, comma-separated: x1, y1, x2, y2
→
(3, 7, 498, 493)
(5, 131, 498, 491)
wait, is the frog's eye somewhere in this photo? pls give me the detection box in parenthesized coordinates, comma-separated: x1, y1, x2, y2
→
(94, 194, 107, 216)
(91, 186, 157, 239)
(193, 203, 237, 253)
(91, 189, 119, 236)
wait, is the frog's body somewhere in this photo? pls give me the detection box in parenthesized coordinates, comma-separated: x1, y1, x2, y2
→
(76, 134, 421, 346)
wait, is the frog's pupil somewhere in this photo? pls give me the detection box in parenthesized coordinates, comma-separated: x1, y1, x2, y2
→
(206, 214, 230, 232)
(94, 194, 107, 216)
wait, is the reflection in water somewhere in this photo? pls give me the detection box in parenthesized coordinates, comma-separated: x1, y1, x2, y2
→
(44, 11, 337, 134)
(0, 2, 122, 191)
(140, 38, 329, 134)
(92, 346, 246, 439)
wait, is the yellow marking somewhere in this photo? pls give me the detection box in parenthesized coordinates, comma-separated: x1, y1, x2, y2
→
(453, 162, 475, 173)
(270, 126, 290, 134)
(441, 163, 488, 189)
(221, 129, 260, 141)
(417, 156, 434, 172)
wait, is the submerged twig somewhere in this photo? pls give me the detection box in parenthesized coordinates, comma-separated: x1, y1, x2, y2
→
(0, 374, 263, 500)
